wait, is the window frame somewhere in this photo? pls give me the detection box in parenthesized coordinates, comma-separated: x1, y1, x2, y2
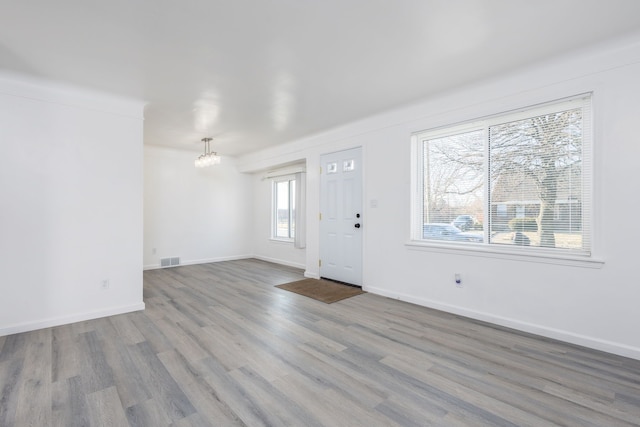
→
(271, 175, 296, 242)
(409, 94, 602, 267)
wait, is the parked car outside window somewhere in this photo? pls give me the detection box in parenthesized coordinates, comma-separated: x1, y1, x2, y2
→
(452, 215, 475, 231)
(423, 223, 483, 243)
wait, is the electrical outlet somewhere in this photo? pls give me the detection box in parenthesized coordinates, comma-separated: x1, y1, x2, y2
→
(152, 247, 157, 255)
(100, 279, 110, 290)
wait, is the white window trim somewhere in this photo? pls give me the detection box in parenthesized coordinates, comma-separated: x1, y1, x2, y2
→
(271, 174, 296, 242)
(405, 239, 604, 268)
(408, 94, 600, 268)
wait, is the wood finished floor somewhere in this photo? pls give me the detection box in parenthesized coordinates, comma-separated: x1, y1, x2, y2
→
(1, 259, 640, 426)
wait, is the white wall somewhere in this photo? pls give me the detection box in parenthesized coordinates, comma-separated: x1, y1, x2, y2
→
(143, 145, 253, 269)
(238, 33, 640, 359)
(0, 73, 145, 335)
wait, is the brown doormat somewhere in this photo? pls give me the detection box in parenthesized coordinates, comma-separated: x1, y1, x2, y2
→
(276, 278, 366, 304)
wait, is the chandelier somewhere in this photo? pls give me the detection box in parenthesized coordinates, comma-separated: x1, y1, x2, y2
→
(194, 137, 220, 168)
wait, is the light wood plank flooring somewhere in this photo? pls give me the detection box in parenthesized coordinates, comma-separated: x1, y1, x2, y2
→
(1, 259, 640, 426)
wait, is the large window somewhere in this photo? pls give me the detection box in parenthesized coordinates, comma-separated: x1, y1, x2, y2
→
(273, 177, 296, 240)
(413, 94, 592, 256)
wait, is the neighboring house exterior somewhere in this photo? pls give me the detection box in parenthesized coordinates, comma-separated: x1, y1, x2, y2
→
(490, 167, 582, 232)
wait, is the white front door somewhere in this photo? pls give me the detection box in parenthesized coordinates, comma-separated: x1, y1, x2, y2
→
(319, 147, 363, 286)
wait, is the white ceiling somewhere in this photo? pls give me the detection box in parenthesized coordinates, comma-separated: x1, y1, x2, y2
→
(2, 1, 640, 156)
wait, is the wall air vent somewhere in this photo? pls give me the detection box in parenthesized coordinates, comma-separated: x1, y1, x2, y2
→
(160, 257, 180, 268)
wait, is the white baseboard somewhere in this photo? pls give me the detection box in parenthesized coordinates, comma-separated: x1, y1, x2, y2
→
(304, 270, 320, 279)
(143, 254, 253, 270)
(364, 286, 640, 361)
(0, 302, 145, 337)
(144, 255, 305, 271)
(252, 255, 305, 270)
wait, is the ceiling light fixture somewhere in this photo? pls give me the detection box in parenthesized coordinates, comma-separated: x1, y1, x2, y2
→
(194, 137, 220, 168)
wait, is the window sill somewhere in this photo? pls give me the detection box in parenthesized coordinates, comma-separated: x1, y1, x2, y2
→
(405, 240, 604, 269)
(269, 238, 294, 244)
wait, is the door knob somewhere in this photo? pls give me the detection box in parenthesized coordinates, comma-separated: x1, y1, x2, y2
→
(354, 223, 361, 228)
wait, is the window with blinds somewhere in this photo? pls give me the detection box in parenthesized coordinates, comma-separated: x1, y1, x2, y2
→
(413, 94, 592, 256)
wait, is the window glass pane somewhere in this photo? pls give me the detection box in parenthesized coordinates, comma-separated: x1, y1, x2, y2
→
(422, 129, 484, 243)
(343, 159, 355, 172)
(275, 181, 290, 238)
(414, 95, 590, 256)
(489, 107, 583, 249)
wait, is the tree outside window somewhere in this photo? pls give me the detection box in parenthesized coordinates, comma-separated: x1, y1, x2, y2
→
(416, 95, 591, 255)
